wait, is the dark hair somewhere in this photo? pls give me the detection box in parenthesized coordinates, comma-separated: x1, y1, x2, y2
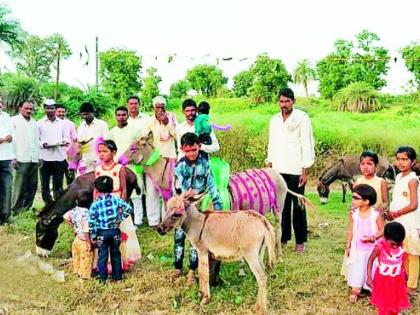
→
(360, 150, 379, 165)
(115, 106, 128, 114)
(396, 146, 417, 161)
(55, 104, 66, 110)
(198, 101, 210, 115)
(79, 102, 95, 113)
(278, 87, 295, 100)
(76, 190, 91, 208)
(181, 132, 200, 147)
(127, 95, 140, 103)
(94, 176, 114, 193)
(384, 222, 405, 244)
(19, 100, 33, 107)
(98, 139, 118, 152)
(353, 184, 377, 206)
(182, 99, 197, 110)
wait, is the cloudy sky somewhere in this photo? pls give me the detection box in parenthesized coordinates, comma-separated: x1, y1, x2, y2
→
(1, 0, 419, 95)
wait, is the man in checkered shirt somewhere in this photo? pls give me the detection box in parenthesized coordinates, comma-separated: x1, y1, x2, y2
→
(88, 175, 132, 282)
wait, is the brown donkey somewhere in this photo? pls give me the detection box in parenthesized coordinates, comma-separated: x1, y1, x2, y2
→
(156, 194, 276, 314)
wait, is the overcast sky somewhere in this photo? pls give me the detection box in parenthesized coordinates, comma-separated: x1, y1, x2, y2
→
(1, 0, 419, 96)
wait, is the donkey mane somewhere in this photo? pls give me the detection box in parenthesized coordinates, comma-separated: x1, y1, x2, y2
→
(318, 160, 343, 185)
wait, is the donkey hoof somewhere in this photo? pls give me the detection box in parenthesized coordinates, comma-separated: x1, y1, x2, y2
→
(253, 304, 267, 315)
(200, 296, 209, 305)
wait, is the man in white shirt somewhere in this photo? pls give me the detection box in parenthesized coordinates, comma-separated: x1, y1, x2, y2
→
(77, 102, 109, 175)
(56, 104, 77, 184)
(11, 100, 39, 213)
(176, 99, 220, 159)
(142, 96, 177, 226)
(38, 99, 70, 205)
(0, 100, 15, 224)
(267, 88, 315, 253)
(108, 106, 144, 226)
(127, 96, 150, 135)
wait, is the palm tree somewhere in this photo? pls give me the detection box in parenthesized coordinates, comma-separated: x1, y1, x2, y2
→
(0, 5, 23, 48)
(293, 59, 317, 97)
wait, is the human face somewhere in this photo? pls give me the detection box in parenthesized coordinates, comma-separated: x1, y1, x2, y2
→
(81, 112, 94, 124)
(360, 157, 376, 177)
(20, 101, 34, 120)
(396, 152, 414, 174)
(278, 95, 294, 117)
(127, 98, 139, 116)
(98, 144, 115, 163)
(183, 105, 197, 122)
(56, 107, 66, 119)
(115, 110, 128, 127)
(351, 193, 369, 208)
(182, 144, 200, 162)
(44, 105, 56, 119)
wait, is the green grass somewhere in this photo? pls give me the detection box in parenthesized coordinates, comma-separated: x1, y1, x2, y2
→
(1, 192, 419, 314)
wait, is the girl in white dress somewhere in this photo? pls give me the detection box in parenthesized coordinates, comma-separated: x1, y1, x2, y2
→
(387, 146, 420, 295)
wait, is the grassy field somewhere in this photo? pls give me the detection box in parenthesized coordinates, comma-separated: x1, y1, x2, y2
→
(1, 192, 419, 314)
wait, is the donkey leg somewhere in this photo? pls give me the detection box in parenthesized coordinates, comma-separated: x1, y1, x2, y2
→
(244, 253, 268, 315)
(275, 212, 283, 261)
(197, 250, 210, 305)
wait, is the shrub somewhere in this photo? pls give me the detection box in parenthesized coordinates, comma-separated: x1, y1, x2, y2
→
(333, 82, 382, 113)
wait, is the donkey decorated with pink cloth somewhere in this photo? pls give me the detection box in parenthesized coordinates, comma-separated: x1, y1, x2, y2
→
(120, 134, 312, 257)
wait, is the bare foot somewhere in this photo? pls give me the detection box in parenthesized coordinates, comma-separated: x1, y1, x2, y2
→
(408, 288, 417, 296)
(200, 295, 209, 305)
(171, 269, 182, 281)
(186, 269, 195, 286)
(349, 294, 358, 303)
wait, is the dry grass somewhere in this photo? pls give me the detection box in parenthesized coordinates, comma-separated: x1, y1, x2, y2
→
(1, 192, 419, 314)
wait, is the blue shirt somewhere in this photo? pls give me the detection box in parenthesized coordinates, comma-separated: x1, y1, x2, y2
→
(88, 193, 132, 239)
(175, 153, 222, 210)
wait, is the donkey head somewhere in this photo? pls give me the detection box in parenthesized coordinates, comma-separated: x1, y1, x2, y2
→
(35, 202, 63, 256)
(156, 191, 206, 235)
(119, 132, 154, 165)
(317, 178, 330, 204)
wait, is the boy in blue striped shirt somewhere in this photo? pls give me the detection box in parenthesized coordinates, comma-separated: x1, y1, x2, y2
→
(88, 175, 132, 282)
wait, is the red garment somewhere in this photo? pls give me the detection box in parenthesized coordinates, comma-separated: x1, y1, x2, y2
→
(371, 240, 410, 313)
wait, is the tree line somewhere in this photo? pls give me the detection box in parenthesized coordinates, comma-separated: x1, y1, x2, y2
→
(0, 4, 419, 114)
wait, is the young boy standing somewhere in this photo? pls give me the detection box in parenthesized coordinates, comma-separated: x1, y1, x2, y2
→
(88, 175, 132, 282)
(172, 132, 223, 283)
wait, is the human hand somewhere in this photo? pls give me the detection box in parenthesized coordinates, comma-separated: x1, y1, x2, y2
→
(298, 173, 307, 187)
(4, 135, 12, 143)
(267, 162, 272, 168)
(11, 159, 17, 169)
(361, 235, 375, 243)
(42, 143, 50, 149)
(345, 245, 351, 257)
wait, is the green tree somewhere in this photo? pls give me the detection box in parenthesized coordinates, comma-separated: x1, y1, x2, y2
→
(0, 4, 23, 49)
(317, 30, 390, 99)
(186, 64, 227, 97)
(169, 79, 190, 99)
(248, 54, 291, 103)
(141, 67, 161, 109)
(10, 33, 71, 83)
(233, 70, 253, 97)
(293, 59, 317, 97)
(99, 48, 142, 104)
(401, 42, 420, 89)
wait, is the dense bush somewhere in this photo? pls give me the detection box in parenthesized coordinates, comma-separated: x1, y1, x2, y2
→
(333, 82, 382, 113)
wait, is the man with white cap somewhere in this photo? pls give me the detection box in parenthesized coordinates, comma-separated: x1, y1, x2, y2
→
(37, 99, 70, 204)
(141, 95, 177, 226)
(0, 99, 15, 224)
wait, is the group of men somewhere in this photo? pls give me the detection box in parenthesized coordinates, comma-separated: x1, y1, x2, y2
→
(0, 87, 315, 253)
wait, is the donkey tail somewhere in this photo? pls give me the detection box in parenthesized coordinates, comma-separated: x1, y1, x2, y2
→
(262, 218, 276, 270)
(287, 189, 317, 211)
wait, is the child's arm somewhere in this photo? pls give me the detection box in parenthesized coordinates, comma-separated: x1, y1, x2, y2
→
(63, 211, 74, 230)
(345, 213, 354, 257)
(375, 213, 385, 240)
(117, 199, 133, 222)
(93, 188, 99, 201)
(366, 246, 380, 288)
(119, 166, 127, 201)
(390, 179, 419, 219)
(380, 178, 389, 210)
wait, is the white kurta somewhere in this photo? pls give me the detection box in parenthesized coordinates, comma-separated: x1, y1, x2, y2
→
(267, 108, 315, 175)
(11, 114, 39, 163)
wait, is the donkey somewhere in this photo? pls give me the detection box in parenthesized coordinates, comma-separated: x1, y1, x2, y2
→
(35, 169, 140, 257)
(156, 194, 276, 314)
(317, 155, 395, 204)
(120, 134, 312, 257)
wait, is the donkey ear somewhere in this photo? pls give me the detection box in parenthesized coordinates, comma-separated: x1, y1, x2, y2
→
(145, 131, 153, 144)
(189, 191, 208, 204)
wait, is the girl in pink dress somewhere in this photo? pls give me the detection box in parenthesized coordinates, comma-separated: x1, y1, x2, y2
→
(367, 222, 410, 315)
(345, 184, 384, 302)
